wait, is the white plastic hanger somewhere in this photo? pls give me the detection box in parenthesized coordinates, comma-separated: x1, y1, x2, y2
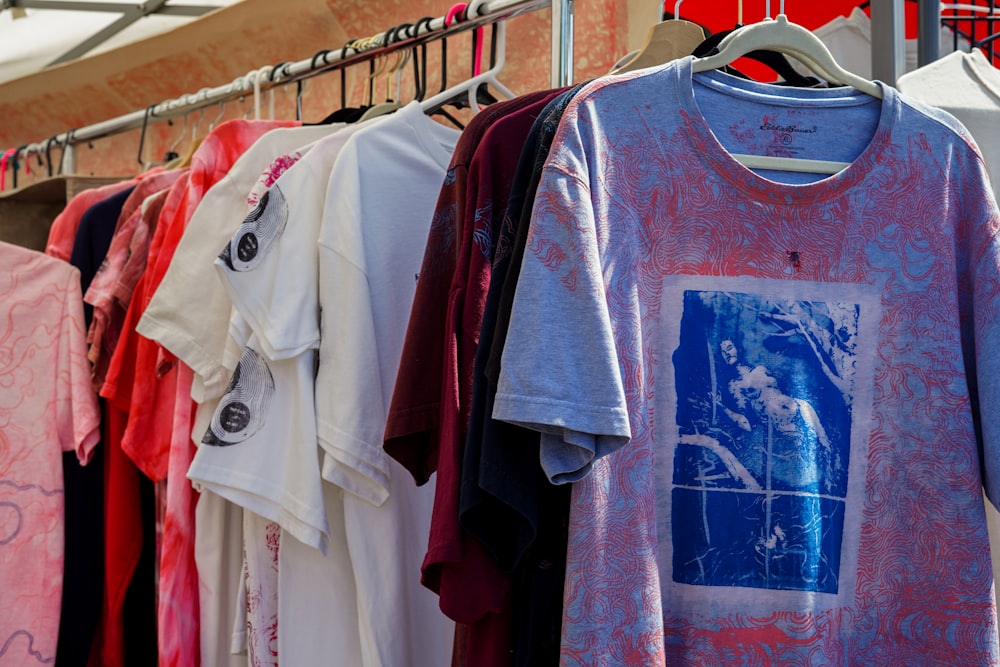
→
(420, 0, 515, 115)
(692, 13, 882, 175)
(612, 0, 707, 75)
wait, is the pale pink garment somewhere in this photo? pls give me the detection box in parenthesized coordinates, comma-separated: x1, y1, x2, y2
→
(0, 241, 100, 665)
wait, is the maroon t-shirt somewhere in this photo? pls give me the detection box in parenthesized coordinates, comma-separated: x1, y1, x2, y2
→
(384, 90, 561, 667)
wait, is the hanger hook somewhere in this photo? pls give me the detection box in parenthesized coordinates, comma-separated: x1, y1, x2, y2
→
(444, 3, 466, 27)
(137, 105, 154, 166)
(209, 101, 226, 132)
(674, 0, 683, 20)
(167, 113, 188, 155)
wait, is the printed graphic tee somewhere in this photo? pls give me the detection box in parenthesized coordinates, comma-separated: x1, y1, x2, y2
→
(138, 125, 341, 667)
(495, 58, 1000, 665)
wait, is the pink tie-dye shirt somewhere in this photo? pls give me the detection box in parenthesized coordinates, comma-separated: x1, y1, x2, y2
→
(0, 241, 100, 665)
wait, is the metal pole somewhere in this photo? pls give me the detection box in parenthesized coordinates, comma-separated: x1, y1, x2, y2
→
(870, 0, 906, 84)
(550, 0, 574, 86)
(917, 0, 940, 67)
(16, 0, 562, 162)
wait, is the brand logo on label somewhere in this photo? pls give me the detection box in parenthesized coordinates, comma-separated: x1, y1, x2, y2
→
(760, 123, 818, 134)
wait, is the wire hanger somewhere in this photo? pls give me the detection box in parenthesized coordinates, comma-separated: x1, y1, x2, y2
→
(691, 12, 882, 175)
(612, 0, 707, 74)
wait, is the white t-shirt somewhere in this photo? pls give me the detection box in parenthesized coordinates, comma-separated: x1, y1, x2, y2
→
(315, 101, 459, 667)
(199, 120, 375, 666)
(792, 7, 968, 80)
(136, 124, 341, 667)
(188, 118, 370, 543)
(138, 124, 339, 400)
(898, 48, 1000, 201)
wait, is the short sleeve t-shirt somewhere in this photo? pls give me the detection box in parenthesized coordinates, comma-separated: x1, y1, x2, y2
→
(136, 124, 342, 667)
(189, 122, 369, 553)
(315, 101, 459, 667)
(0, 241, 100, 666)
(196, 121, 377, 667)
(496, 58, 1000, 664)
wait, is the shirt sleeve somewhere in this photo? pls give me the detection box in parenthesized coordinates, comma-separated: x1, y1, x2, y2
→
(316, 239, 392, 507)
(57, 266, 101, 464)
(214, 167, 322, 361)
(492, 112, 631, 484)
(966, 154, 1000, 509)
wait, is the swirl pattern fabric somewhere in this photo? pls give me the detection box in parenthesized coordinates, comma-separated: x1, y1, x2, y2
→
(0, 242, 100, 666)
(495, 58, 1000, 666)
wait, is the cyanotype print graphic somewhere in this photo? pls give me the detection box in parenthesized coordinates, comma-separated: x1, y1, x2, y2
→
(671, 290, 858, 594)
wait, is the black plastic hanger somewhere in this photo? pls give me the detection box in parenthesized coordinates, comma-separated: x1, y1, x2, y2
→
(308, 44, 369, 125)
(423, 26, 466, 128)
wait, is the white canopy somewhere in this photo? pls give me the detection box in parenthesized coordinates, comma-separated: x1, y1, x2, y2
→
(0, 0, 237, 84)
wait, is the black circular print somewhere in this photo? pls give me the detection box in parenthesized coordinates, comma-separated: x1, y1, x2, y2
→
(237, 233, 259, 262)
(219, 402, 252, 433)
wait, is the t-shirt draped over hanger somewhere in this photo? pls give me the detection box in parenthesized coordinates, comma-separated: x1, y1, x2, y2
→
(495, 56, 1000, 665)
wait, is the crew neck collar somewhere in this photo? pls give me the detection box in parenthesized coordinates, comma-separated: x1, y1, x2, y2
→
(670, 56, 896, 205)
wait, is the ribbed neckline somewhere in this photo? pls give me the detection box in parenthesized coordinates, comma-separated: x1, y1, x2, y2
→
(670, 56, 896, 206)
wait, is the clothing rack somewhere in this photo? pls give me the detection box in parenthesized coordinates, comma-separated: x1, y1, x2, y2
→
(874, 0, 1000, 83)
(12, 0, 574, 176)
(940, 1, 1000, 61)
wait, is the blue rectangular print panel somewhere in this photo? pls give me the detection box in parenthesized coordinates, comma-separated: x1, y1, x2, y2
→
(671, 290, 858, 594)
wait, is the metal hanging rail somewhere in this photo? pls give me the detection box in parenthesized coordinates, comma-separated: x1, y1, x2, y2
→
(13, 0, 574, 173)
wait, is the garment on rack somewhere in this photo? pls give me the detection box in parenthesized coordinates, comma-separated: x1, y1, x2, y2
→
(186, 115, 363, 666)
(495, 57, 1000, 664)
(0, 241, 100, 667)
(190, 120, 374, 667)
(465, 85, 585, 667)
(315, 100, 459, 667)
(137, 123, 341, 667)
(898, 48, 1000, 200)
